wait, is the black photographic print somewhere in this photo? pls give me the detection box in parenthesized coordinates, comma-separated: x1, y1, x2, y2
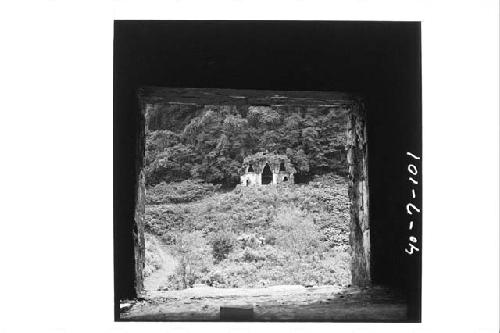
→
(114, 21, 422, 322)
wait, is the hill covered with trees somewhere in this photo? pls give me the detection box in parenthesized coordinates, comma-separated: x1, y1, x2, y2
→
(145, 102, 349, 187)
(141, 90, 353, 290)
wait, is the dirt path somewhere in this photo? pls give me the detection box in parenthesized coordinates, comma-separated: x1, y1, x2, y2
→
(143, 239, 177, 293)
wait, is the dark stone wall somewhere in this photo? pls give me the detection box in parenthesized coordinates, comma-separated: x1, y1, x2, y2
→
(113, 86, 140, 304)
(347, 102, 370, 287)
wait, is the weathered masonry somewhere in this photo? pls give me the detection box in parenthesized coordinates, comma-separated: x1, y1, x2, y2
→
(241, 152, 295, 186)
(129, 88, 370, 296)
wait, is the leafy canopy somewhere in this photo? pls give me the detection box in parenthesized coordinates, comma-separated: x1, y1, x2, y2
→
(145, 104, 349, 187)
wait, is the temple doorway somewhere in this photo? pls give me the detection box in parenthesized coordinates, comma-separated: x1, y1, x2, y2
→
(261, 163, 273, 184)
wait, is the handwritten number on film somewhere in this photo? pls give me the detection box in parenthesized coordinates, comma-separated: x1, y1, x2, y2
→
(405, 152, 420, 255)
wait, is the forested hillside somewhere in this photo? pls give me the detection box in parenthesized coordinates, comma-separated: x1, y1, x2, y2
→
(145, 103, 349, 187)
(141, 91, 353, 291)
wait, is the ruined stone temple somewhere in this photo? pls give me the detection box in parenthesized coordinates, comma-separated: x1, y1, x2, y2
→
(240, 152, 295, 186)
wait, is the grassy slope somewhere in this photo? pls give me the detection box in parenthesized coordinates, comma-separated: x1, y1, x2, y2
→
(145, 174, 351, 289)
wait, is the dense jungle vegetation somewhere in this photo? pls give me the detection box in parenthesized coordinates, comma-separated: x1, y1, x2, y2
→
(143, 103, 351, 290)
(145, 104, 349, 187)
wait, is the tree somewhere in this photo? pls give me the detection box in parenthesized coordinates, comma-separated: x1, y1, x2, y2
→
(274, 206, 322, 258)
(171, 231, 212, 289)
(145, 104, 349, 187)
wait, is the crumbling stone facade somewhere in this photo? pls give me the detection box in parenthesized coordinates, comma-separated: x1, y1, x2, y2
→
(240, 152, 295, 186)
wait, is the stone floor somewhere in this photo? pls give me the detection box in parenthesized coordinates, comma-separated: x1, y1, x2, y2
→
(120, 285, 408, 322)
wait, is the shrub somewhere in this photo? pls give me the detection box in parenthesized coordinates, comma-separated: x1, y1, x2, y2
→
(209, 231, 237, 262)
(203, 261, 259, 288)
(145, 175, 352, 288)
(264, 233, 277, 246)
(168, 231, 212, 289)
(274, 206, 322, 258)
(236, 233, 265, 248)
(146, 179, 221, 205)
(144, 233, 163, 277)
(239, 246, 277, 263)
(320, 250, 352, 286)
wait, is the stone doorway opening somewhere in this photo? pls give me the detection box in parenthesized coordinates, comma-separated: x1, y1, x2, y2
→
(119, 88, 376, 321)
(133, 88, 370, 291)
(261, 163, 273, 185)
